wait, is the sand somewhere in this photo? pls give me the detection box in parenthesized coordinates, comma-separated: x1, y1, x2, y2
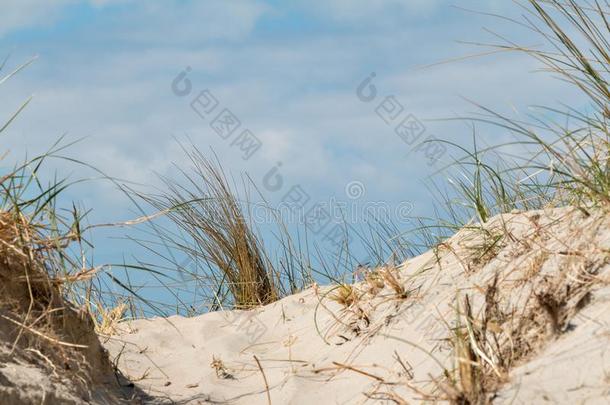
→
(100, 207, 610, 404)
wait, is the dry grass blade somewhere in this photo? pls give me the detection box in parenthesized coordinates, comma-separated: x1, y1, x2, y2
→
(0, 313, 88, 349)
(331, 361, 385, 382)
(254, 355, 272, 405)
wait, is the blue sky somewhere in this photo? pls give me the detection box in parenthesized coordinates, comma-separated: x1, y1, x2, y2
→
(0, 1, 587, 311)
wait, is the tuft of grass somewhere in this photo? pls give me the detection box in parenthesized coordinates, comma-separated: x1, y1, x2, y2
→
(330, 284, 359, 308)
(378, 265, 408, 299)
(363, 268, 385, 295)
(134, 146, 317, 310)
(439, 294, 505, 405)
(92, 300, 128, 336)
(470, 0, 610, 211)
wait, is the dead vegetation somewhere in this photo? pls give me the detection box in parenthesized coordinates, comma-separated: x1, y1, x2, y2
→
(436, 214, 609, 404)
(210, 355, 234, 380)
(93, 301, 128, 336)
(330, 284, 359, 308)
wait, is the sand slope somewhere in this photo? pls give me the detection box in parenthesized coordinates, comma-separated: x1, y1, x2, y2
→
(104, 207, 610, 404)
(0, 210, 132, 405)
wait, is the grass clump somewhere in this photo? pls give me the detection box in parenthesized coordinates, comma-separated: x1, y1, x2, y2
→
(470, 0, 610, 212)
(330, 284, 359, 307)
(135, 147, 315, 310)
(438, 293, 505, 405)
(378, 265, 408, 299)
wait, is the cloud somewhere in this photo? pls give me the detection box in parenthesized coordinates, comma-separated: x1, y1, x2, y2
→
(0, 0, 75, 38)
(0, 0, 268, 43)
(309, 0, 442, 21)
(102, 1, 269, 44)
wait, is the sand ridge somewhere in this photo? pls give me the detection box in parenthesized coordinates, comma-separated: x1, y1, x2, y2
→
(103, 207, 610, 404)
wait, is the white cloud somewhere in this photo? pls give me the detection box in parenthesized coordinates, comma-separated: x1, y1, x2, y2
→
(0, 0, 76, 37)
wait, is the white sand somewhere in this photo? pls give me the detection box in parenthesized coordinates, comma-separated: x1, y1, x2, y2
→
(104, 207, 610, 404)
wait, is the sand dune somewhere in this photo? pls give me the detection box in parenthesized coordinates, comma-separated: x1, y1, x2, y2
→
(103, 207, 610, 404)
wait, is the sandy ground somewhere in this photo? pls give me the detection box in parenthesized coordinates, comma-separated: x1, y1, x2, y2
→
(0, 342, 89, 405)
(103, 207, 610, 404)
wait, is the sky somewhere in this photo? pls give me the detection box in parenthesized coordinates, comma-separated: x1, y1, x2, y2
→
(0, 0, 588, 311)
